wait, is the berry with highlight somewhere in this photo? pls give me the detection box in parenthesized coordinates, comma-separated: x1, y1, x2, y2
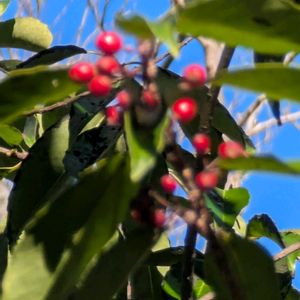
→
(195, 171, 218, 190)
(88, 75, 112, 96)
(218, 141, 245, 159)
(160, 174, 177, 194)
(68, 62, 94, 83)
(192, 133, 211, 154)
(183, 64, 207, 86)
(96, 31, 122, 55)
(172, 97, 198, 123)
(96, 56, 120, 76)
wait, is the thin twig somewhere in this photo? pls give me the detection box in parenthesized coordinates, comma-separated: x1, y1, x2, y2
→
(87, 0, 102, 29)
(248, 110, 300, 136)
(24, 91, 89, 116)
(0, 147, 28, 160)
(273, 241, 300, 261)
(101, 0, 111, 31)
(238, 94, 266, 127)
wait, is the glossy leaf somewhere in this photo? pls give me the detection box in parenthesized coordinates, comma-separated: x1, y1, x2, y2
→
(0, 124, 23, 146)
(17, 45, 87, 69)
(246, 214, 285, 248)
(124, 111, 170, 182)
(73, 227, 157, 300)
(45, 155, 138, 300)
(6, 116, 71, 245)
(0, 67, 81, 124)
(117, 15, 178, 56)
(0, 17, 52, 51)
(215, 65, 300, 104)
(205, 233, 281, 300)
(218, 156, 300, 175)
(0, 0, 10, 16)
(205, 188, 250, 227)
(177, 0, 300, 54)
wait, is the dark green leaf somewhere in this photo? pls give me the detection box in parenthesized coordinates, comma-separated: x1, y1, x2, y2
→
(0, 17, 52, 51)
(45, 155, 138, 300)
(146, 247, 184, 266)
(215, 65, 300, 104)
(0, 125, 23, 146)
(218, 156, 300, 175)
(205, 233, 281, 300)
(285, 287, 300, 300)
(17, 45, 86, 69)
(6, 116, 71, 245)
(177, 0, 300, 54)
(0, 67, 81, 124)
(0, 233, 8, 290)
(124, 111, 170, 182)
(0, 60, 22, 72)
(246, 214, 285, 247)
(72, 227, 157, 300)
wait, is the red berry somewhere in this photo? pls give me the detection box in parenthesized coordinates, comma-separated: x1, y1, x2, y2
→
(88, 75, 112, 96)
(96, 31, 122, 54)
(117, 90, 131, 109)
(193, 133, 211, 154)
(183, 64, 207, 86)
(106, 106, 122, 126)
(160, 174, 177, 193)
(218, 141, 245, 159)
(142, 90, 159, 108)
(151, 209, 166, 228)
(195, 171, 218, 190)
(68, 62, 94, 83)
(131, 209, 142, 222)
(96, 55, 120, 75)
(172, 97, 198, 123)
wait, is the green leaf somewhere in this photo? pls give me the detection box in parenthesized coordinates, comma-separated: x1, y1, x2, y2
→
(177, 0, 300, 54)
(17, 45, 87, 69)
(6, 116, 71, 245)
(205, 233, 281, 300)
(0, 0, 10, 16)
(117, 15, 178, 56)
(2, 236, 53, 300)
(280, 231, 300, 274)
(27, 156, 124, 270)
(218, 156, 300, 175)
(0, 17, 52, 51)
(0, 60, 22, 72)
(124, 111, 170, 182)
(72, 227, 157, 300)
(246, 214, 285, 248)
(193, 279, 212, 299)
(285, 287, 300, 300)
(45, 155, 138, 300)
(0, 124, 23, 146)
(0, 67, 81, 124)
(205, 188, 250, 228)
(215, 65, 300, 104)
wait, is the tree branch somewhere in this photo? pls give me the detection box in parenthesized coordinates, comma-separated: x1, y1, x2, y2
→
(0, 147, 28, 160)
(273, 241, 300, 261)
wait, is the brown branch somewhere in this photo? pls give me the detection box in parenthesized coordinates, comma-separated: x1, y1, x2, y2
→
(273, 241, 300, 261)
(0, 147, 28, 160)
(24, 92, 89, 116)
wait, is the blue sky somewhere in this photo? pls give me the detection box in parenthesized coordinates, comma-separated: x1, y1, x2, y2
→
(3, 0, 300, 288)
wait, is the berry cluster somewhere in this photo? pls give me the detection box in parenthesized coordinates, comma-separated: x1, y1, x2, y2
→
(69, 31, 128, 126)
(161, 139, 246, 193)
(130, 194, 166, 229)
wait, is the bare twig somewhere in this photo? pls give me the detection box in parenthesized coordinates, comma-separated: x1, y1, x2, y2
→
(24, 91, 89, 116)
(238, 94, 266, 127)
(0, 147, 28, 160)
(248, 110, 300, 136)
(273, 241, 300, 261)
(87, 0, 102, 29)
